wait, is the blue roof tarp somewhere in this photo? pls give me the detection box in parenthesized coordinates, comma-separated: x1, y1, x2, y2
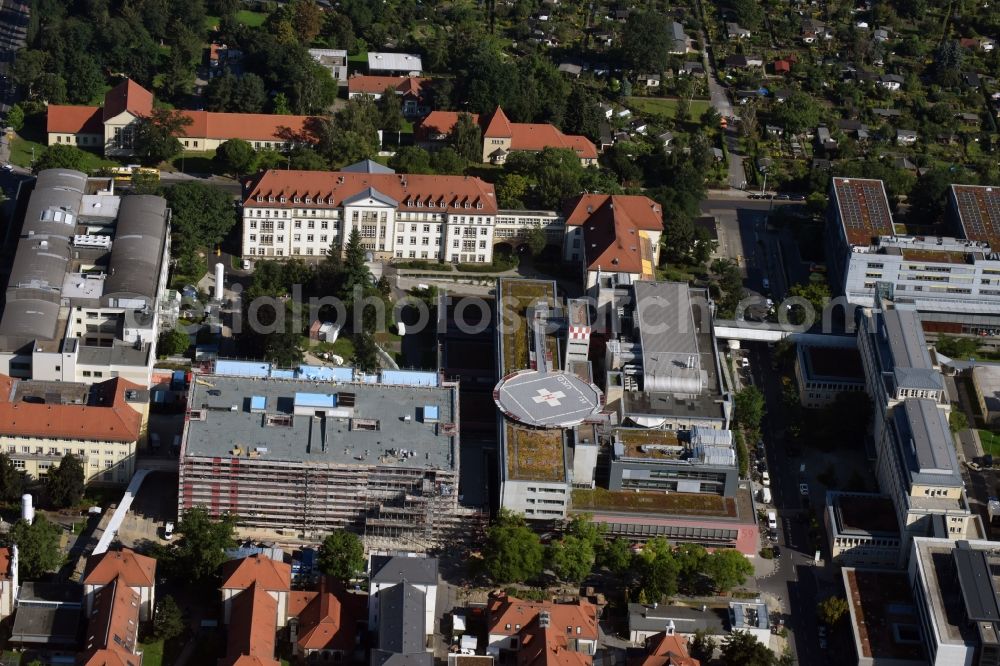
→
(269, 369, 295, 379)
(381, 370, 439, 387)
(294, 392, 337, 408)
(296, 365, 353, 382)
(215, 360, 271, 377)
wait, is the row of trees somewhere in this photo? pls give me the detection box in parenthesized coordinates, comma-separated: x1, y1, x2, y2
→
(0, 452, 85, 509)
(483, 511, 753, 600)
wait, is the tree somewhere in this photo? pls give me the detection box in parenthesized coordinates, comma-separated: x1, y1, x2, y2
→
(622, 11, 671, 73)
(317, 98, 381, 165)
(389, 146, 433, 174)
(430, 147, 466, 174)
(598, 537, 633, 575)
(7, 517, 62, 579)
(690, 630, 717, 663)
(353, 332, 379, 373)
(935, 335, 981, 359)
(6, 104, 24, 132)
(636, 538, 680, 601)
(734, 386, 766, 435)
(704, 549, 754, 593)
(770, 91, 820, 134)
(449, 113, 482, 163)
(215, 139, 256, 177)
(732, 0, 765, 30)
(133, 109, 192, 165)
(786, 281, 830, 325)
(205, 71, 236, 112)
(154, 595, 185, 640)
(563, 86, 602, 142)
(11, 49, 48, 97)
(165, 182, 236, 248)
(46, 454, 85, 508)
(496, 173, 528, 208)
(288, 147, 328, 170)
(483, 509, 544, 584)
(231, 73, 267, 114)
(908, 167, 967, 224)
(291, 0, 323, 43)
(817, 595, 850, 626)
(525, 227, 546, 256)
(318, 530, 365, 581)
(158, 329, 190, 357)
(32, 144, 88, 173)
(263, 329, 304, 367)
(64, 53, 104, 103)
(168, 508, 237, 584)
(0, 453, 26, 502)
(131, 171, 163, 195)
(721, 630, 775, 666)
(547, 535, 595, 583)
(378, 87, 405, 137)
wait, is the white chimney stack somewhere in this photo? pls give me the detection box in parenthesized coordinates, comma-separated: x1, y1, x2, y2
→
(214, 262, 225, 301)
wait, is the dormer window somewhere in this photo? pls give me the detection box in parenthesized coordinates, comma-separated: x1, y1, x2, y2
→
(464, 202, 470, 209)
(293, 197, 300, 203)
(476, 201, 483, 209)
(305, 197, 311, 204)
(429, 201, 435, 208)
(280, 196, 287, 203)
(268, 196, 275, 202)
(416, 200, 422, 207)
(256, 195, 263, 202)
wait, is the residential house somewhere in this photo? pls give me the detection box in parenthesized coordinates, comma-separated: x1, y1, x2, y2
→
(637, 73, 661, 88)
(772, 89, 792, 103)
(221, 554, 291, 627)
(207, 43, 243, 78)
(670, 22, 688, 54)
(896, 129, 918, 145)
(873, 28, 890, 42)
(83, 548, 156, 622)
(287, 577, 367, 661)
(0, 548, 14, 623)
(369, 555, 438, 665)
(765, 124, 784, 137)
(957, 112, 980, 126)
(599, 103, 613, 119)
(682, 62, 705, 76)
(816, 126, 837, 150)
(801, 18, 832, 43)
(309, 49, 349, 84)
(79, 576, 146, 665)
(712, 147, 724, 162)
(894, 154, 918, 171)
(873, 108, 902, 118)
(729, 601, 769, 645)
(47, 79, 317, 155)
(726, 55, 763, 69)
(562, 194, 663, 290)
(630, 630, 701, 666)
(960, 37, 980, 49)
(735, 90, 760, 104)
(630, 119, 649, 135)
(628, 604, 726, 643)
(558, 63, 583, 78)
(348, 75, 429, 117)
(419, 107, 598, 165)
(982, 37, 996, 52)
(658, 131, 674, 148)
(0, 375, 146, 484)
(486, 591, 598, 662)
(878, 74, 905, 91)
(218, 555, 291, 666)
(367, 52, 422, 76)
(726, 22, 751, 39)
(599, 123, 614, 150)
(773, 59, 791, 74)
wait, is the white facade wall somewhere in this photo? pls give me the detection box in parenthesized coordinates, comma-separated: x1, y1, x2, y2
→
(0, 435, 137, 484)
(499, 479, 570, 520)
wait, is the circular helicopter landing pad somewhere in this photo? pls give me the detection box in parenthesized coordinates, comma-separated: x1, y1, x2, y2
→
(493, 370, 603, 428)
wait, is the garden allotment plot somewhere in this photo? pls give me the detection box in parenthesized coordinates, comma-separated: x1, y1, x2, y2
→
(494, 369, 602, 428)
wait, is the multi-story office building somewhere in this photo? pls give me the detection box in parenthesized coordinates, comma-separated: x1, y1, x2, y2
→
(828, 177, 1000, 329)
(856, 294, 982, 563)
(607, 426, 738, 496)
(794, 342, 865, 408)
(908, 537, 1000, 665)
(0, 374, 145, 485)
(0, 169, 170, 387)
(825, 492, 901, 568)
(177, 362, 465, 545)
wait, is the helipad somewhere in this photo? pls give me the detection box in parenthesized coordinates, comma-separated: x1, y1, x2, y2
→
(494, 370, 603, 428)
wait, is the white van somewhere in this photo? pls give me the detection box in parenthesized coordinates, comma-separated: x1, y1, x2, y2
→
(760, 487, 772, 504)
(761, 470, 771, 487)
(767, 511, 777, 530)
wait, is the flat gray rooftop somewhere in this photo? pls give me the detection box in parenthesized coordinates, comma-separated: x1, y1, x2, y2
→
(894, 398, 960, 482)
(184, 375, 458, 470)
(494, 370, 602, 428)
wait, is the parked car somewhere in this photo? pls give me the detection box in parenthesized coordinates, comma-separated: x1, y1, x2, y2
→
(762, 471, 771, 487)
(163, 522, 175, 540)
(767, 511, 778, 530)
(799, 483, 810, 496)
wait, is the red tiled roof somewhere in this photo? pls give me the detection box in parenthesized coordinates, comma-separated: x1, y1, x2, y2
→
(84, 548, 156, 588)
(80, 579, 142, 666)
(219, 583, 280, 666)
(0, 548, 9, 580)
(348, 75, 427, 97)
(103, 79, 153, 123)
(244, 170, 498, 215)
(46, 105, 102, 135)
(0, 375, 143, 443)
(774, 59, 791, 73)
(419, 111, 480, 139)
(564, 194, 663, 273)
(292, 578, 365, 652)
(488, 592, 598, 666)
(221, 555, 291, 592)
(630, 633, 700, 666)
(519, 625, 591, 666)
(484, 107, 514, 138)
(179, 111, 315, 143)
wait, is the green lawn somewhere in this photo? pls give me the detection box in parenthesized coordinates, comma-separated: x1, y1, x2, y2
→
(9, 135, 45, 168)
(626, 96, 712, 120)
(980, 430, 1000, 458)
(139, 639, 165, 666)
(205, 10, 267, 31)
(169, 150, 220, 175)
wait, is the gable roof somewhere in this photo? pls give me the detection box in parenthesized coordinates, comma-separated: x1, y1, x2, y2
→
(244, 171, 497, 215)
(221, 555, 291, 592)
(370, 555, 438, 585)
(291, 578, 366, 652)
(0, 548, 9, 580)
(0, 375, 144, 443)
(342, 159, 396, 174)
(80, 579, 142, 666)
(419, 111, 480, 139)
(46, 105, 102, 135)
(84, 548, 156, 588)
(630, 632, 700, 666)
(421, 108, 598, 159)
(179, 111, 315, 143)
(564, 194, 663, 273)
(219, 583, 280, 666)
(102, 79, 153, 123)
(488, 592, 598, 666)
(377, 583, 426, 653)
(518, 624, 591, 666)
(348, 75, 427, 97)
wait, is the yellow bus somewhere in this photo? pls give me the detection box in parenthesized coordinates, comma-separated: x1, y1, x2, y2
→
(109, 165, 160, 183)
